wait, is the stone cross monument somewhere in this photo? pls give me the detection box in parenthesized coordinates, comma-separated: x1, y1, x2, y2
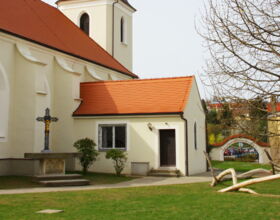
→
(36, 108, 58, 153)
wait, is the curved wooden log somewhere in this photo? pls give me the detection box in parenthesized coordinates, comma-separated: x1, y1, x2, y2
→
(211, 168, 237, 187)
(237, 169, 272, 179)
(238, 188, 258, 195)
(219, 174, 280, 193)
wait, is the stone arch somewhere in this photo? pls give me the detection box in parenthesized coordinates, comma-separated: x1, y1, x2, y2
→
(220, 138, 264, 163)
(0, 63, 10, 141)
(210, 135, 270, 164)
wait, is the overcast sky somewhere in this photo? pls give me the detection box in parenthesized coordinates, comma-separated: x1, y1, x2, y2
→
(43, 0, 207, 97)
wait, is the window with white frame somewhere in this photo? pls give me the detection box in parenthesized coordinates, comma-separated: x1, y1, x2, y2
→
(98, 124, 127, 150)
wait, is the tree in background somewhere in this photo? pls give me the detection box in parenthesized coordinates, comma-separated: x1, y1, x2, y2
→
(199, 0, 280, 160)
(247, 98, 268, 142)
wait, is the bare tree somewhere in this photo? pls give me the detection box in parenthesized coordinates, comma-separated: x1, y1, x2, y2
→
(199, 0, 280, 162)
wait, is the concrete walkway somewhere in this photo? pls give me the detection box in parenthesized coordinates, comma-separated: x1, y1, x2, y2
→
(0, 174, 212, 195)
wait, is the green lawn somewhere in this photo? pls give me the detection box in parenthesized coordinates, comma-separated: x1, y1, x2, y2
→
(212, 160, 271, 172)
(0, 176, 41, 189)
(0, 173, 136, 189)
(0, 180, 279, 220)
(71, 172, 137, 185)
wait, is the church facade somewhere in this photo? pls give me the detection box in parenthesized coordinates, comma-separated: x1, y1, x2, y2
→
(0, 0, 206, 176)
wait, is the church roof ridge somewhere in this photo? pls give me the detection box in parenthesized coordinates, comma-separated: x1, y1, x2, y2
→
(81, 75, 195, 85)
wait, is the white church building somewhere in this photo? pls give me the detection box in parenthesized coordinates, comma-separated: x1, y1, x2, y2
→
(0, 0, 206, 176)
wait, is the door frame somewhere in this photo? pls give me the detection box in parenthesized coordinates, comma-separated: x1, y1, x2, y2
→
(155, 125, 179, 169)
(159, 129, 176, 167)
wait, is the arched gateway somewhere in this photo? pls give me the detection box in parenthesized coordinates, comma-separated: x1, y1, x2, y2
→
(210, 134, 270, 164)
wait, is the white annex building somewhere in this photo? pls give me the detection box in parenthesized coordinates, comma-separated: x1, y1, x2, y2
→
(0, 0, 206, 176)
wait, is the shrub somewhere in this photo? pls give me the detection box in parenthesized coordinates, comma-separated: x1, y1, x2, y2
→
(105, 149, 127, 176)
(74, 138, 99, 174)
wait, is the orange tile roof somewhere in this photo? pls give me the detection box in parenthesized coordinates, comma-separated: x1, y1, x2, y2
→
(73, 76, 194, 116)
(0, 0, 137, 78)
(267, 103, 280, 112)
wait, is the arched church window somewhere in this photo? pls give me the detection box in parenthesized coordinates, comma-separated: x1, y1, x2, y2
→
(80, 13, 90, 35)
(0, 65, 9, 141)
(194, 122, 197, 150)
(120, 17, 126, 43)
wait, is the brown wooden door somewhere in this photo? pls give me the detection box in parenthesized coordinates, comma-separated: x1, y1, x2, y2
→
(160, 129, 176, 166)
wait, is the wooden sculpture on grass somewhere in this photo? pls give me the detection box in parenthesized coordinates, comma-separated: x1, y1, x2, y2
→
(204, 151, 280, 194)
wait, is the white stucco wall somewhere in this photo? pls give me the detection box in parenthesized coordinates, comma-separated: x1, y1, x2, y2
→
(73, 116, 188, 175)
(57, 0, 134, 71)
(0, 31, 132, 159)
(183, 80, 207, 175)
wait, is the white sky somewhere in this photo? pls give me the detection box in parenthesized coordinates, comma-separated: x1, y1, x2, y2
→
(43, 0, 207, 97)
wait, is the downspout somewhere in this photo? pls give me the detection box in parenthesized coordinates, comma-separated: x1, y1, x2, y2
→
(112, 0, 119, 57)
(180, 113, 189, 176)
(205, 117, 209, 171)
(202, 100, 209, 172)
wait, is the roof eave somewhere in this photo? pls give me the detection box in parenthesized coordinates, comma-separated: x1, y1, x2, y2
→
(55, 0, 137, 11)
(72, 112, 183, 117)
(0, 29, 138, 79)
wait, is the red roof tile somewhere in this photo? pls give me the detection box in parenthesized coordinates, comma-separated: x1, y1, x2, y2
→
(267, 103, 280, 112)
(211, 134, 269, 148)
(73, 76, 194, 116)
(0, 0, 136, 78)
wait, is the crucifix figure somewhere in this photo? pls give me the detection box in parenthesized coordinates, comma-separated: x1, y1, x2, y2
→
(36, 108, 58, 153)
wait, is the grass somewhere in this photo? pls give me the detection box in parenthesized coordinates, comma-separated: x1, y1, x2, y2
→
(0, 176, 41, 189)
(0, 181, 280, 220)
(0, 173, 137, 189)
(0, 162, 279, 219)
(71, 172, 137, 185)
(212, 160, 271, 172)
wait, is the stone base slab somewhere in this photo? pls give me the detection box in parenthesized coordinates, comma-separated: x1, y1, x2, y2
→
(40, 159, 65, 175)
(0, 157, 77, 176)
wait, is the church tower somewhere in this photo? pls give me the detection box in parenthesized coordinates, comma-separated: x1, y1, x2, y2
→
(56, 0, 136, 71)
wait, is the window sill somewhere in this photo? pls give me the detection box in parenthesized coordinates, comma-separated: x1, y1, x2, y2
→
(98, 148, 127, 152)
(36, 91, 47, 95)
(0, 137, 6, 142)
(121, 41, 128, 46)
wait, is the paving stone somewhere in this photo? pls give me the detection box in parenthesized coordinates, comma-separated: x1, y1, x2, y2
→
(36, 209, 64, 214)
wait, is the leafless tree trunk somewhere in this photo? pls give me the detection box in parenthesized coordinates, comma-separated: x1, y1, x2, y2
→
(199, 0, 280, 159)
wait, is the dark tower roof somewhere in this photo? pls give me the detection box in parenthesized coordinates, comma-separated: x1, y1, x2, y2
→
(121, 0, 136, 11)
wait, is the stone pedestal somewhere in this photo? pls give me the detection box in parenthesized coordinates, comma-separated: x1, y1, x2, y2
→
(40, 159, 65, 175)
(24, 153, 81, 175)
(268, 113, 280, 164)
